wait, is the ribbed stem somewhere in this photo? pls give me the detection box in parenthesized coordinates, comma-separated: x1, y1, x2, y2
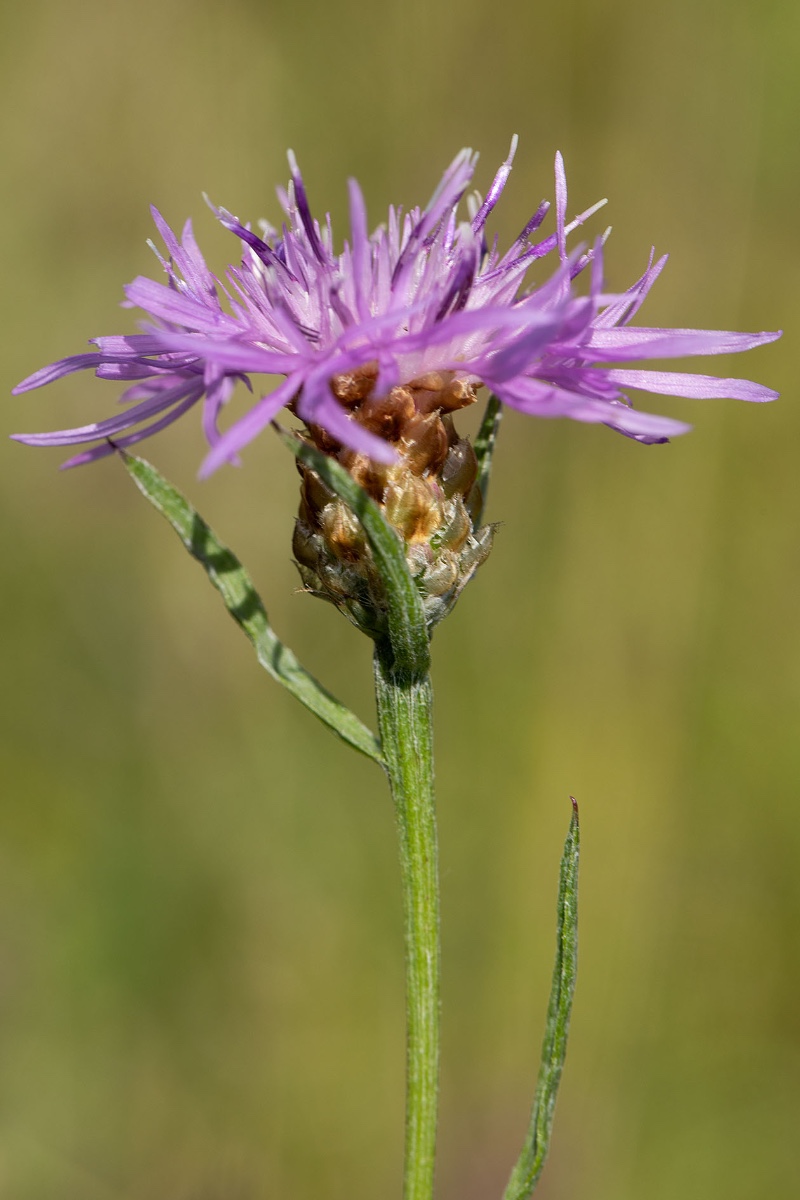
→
(374, 641, 440, 1200)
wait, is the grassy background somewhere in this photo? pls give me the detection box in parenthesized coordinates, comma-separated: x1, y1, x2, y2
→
(1, 1, 798, 1197)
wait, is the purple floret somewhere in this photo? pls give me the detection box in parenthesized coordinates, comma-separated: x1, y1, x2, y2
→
(12, 139, 780, 473)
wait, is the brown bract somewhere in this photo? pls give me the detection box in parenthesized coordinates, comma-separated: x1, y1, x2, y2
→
(292, 367, 494, 634)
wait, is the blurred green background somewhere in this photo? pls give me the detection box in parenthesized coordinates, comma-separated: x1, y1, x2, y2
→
(1, 0, 798, 1196)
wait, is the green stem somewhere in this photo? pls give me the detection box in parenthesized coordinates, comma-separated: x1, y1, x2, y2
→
(374, 640, 440, 1200)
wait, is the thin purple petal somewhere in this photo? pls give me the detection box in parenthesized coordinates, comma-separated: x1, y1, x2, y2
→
(199, 375, 303, 477)
(13, 378, 203, 447)
(472, 135, 518, 233)
(60, 392, 203, 469)
(554, 151, 567, 265)
(606, 368, 779, 402)
(14, 353, 106, 392)
(148, 330, 300, 375)
(287, 150, 327, 264)
(575, 327, 782, 360)
(348, 177, 371, 320)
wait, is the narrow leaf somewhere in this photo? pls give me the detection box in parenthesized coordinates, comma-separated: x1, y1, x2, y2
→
(503, 798, 580, 1200)
(121, 451, 384, 765)
(469, 392, 503, 527)
(276, 425, 430, 678)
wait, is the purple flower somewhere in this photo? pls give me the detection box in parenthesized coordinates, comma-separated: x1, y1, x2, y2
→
(12, 138, 780, 474)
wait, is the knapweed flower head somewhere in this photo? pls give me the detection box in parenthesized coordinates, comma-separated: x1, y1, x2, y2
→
(13, 139, 779, 630)
(14, 137, 780, 471)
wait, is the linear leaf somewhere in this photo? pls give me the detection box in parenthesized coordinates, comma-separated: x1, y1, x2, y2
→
(276, 425, 430, 679)
(469, 392, 503, 527)
(503, 798, 580, 1200)
(121, 451, 384, 765)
